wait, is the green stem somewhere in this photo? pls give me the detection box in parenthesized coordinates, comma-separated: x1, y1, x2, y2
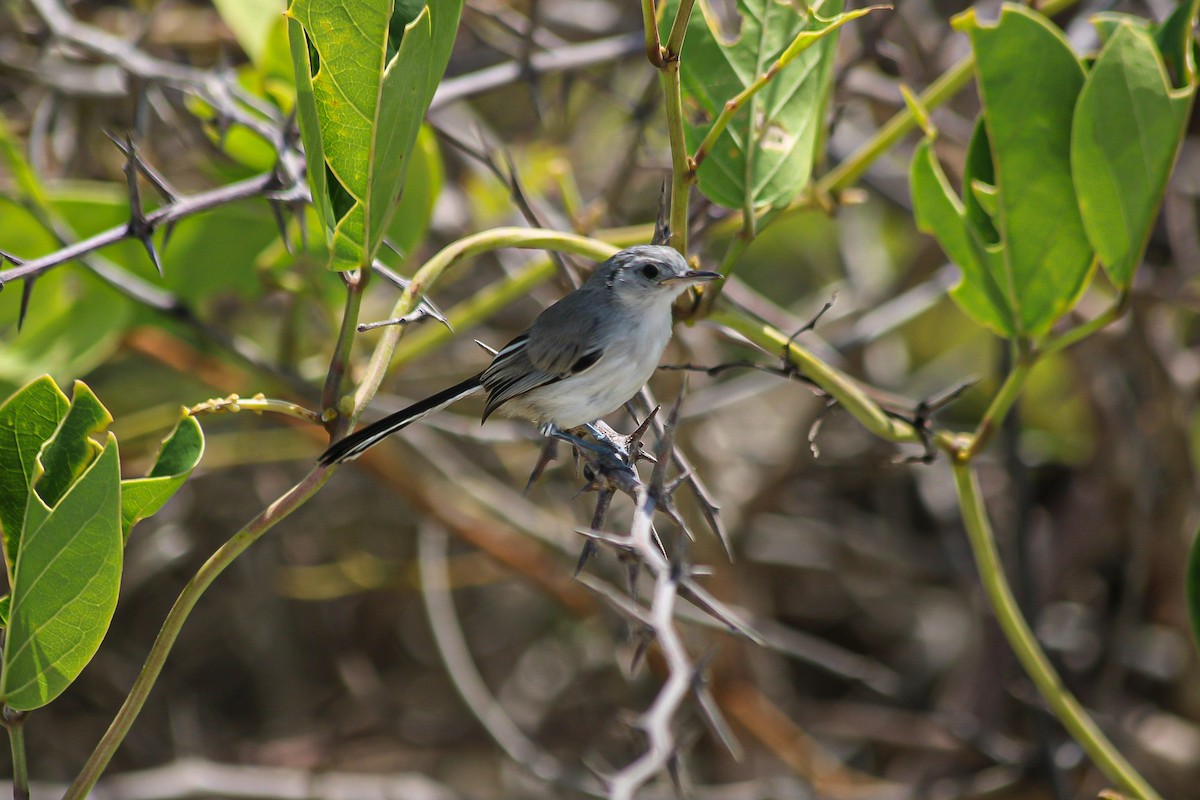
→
(692, 228, 752, 317)
(952, 462, 1163, 800)
(640, 0, 665, 66)
(4, 710, 28, 800)
(709, 306, 949, 447)
(662, 60, 692, 255)
(63, 468, 332, 800)
(188, 395, 324, 425)
(960, 290, 1130, 460)
(1040, 292, 1129, 359)
(959, 347, 1035, 461)
(663, 0, 696, 57)
(818, 57, 974, 197)
(351, 228, 618, 424)
(390, 256, 559, 371)
(654, 0, 697, 255)
(321, 268, 370, 428)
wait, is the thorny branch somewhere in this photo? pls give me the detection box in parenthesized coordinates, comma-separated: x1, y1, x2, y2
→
(564, 392, 753, 799)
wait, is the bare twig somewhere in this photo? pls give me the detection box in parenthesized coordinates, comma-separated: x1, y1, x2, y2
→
(418, 523, 603, 794)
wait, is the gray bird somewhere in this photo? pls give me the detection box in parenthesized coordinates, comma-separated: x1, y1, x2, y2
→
(318, 244, 720, 465)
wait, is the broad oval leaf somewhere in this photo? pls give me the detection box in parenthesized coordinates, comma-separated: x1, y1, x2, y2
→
(928, 4, 1095, 339)
(1, 435, 122, 711)
(1072, 21, 1193, 288)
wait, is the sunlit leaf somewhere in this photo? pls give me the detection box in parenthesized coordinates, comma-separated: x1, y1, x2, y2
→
(286, 0, 462, 269)
(1072, 21, 1193, 288)
(0, 377, 69, 572)
(121, 412, 204, 540)
(916, 4, 1094, 339)
(665, 0, 851, 211)
(213, 0, 286, 66)
(1, 433, 121, 711)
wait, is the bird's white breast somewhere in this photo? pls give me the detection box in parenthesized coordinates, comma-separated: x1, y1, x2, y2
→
(516, 303, 673, 429)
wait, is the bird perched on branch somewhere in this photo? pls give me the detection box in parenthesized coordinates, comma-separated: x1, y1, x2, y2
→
(318, 244, 720, 466)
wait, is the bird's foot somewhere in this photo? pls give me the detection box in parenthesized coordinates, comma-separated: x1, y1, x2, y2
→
(539, 423, 632, 475)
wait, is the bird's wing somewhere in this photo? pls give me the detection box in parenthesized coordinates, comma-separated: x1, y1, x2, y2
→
(522, 291, 605, 376)
(479, 295, 606, 420)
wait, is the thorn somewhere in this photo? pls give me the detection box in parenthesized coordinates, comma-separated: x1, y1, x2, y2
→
(160, 221, 176, 252)
(691, 653, 743, 760)
(18, 277, 35, 332)
(667, 754, 685, 797)
(268, 200, 293, 253)
(356, 309, 433, 333)
(294, 200, 308, 245)
(626, 405, 660, 462)
(652, 181, 671, 245)
(622, 555, 640, 603)
(651, 383, 685, 493)
(664, 469, 691, 496)
(105, 130, 177, 202)
(575, 489, 612, 574)
(524, 438, 558, 495)
(140, 234, 163, 277)
(116, 132, 163, 276)
(573, 540, 597, 576)
(381, 238, 405, 260)
(782, 293, 837, 366)
(630, 628, 653, 673)
(368, 261, 451, 330)
(280, 106, 301, 149)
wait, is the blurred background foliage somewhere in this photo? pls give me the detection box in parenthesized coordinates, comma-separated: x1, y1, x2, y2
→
(1, 0, 1199, 798)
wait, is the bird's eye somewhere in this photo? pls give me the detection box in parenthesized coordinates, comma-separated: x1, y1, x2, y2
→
(641, 264, 660, 280)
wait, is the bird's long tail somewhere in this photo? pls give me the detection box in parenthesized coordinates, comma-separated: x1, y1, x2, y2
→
(318, 373, 484, 466)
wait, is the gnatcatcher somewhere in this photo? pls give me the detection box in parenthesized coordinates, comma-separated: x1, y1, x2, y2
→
(318, 244, 720, 465)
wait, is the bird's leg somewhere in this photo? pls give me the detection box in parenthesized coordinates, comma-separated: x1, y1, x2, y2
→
(540, 423, 606, 454)
(540, 423, 631, 472)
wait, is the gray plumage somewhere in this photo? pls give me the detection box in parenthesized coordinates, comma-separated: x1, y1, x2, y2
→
(319, 245, 719, 465)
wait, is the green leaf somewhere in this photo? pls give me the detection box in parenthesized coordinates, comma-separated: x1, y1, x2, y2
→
(286, 0, 462, 270)
(0, 148, 134, 393)
(911, 138, 1014, 336)
(33, 382, 111, 512)
(1072, 21, 1194, 288)
(668, 0, 847, 211)
(0, 274, 131, 394)
(213, 0, 285, 66)
(0, 377, 69, 572)
(1, 435, 122, 711)
(931, 4, 1094, 339)
(121, 412, 204, 541)
(1154, 0, 1200, 89)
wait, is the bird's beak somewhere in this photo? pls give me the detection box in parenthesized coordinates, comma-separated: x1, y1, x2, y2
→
(664, 270, 722, 285)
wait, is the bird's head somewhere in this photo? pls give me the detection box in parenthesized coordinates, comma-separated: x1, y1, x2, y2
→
(595, 245, 721, 309)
